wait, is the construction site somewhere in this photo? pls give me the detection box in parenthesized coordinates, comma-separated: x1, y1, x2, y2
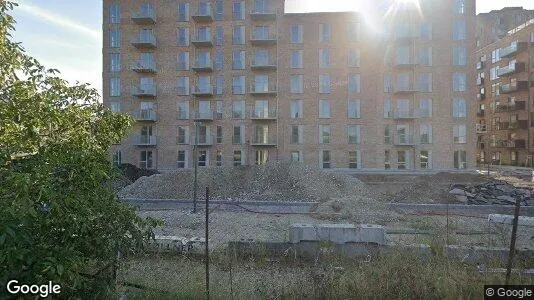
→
(111, 162, 534, 298)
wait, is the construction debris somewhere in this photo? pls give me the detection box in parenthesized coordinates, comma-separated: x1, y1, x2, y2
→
(448, 181, 533, 205)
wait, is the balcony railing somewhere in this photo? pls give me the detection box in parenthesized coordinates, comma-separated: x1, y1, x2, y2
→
(131, 61, 157, 73)
(475, 124, 487, 133)
(393, 136, 416, 146)
(191, 85, 215, 96)
(134, 135, 157, 146)
(131, 34, 157, 48)
(251, 58, 277, 70)
(131, 85, 157, 97)
(250, 8, 277, 20)
(131, 9, 156, 24)
(191, 36, 213, 47)
(190, 134, 214, 146)
(494, 139, 526, 149)
(500, 42, 524, 58)
(132, 110, 157, 121)
(250, 109, 277, 120)
(508, 120, 529, 130)
(192, 109, 214, 120)
(250, 33, 277, 45)
(192, 61, 213, 72)
(500, 81, 528, 93)
(393, 86, 418, 95)
(251, 136, 277, 146)
(495, 101, 526, 113)
(191, 6, 213, 22)
(497, 62, 525, 77)
(250, 83, 277, 95)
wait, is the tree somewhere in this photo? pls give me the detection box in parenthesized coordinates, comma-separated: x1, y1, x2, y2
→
(0, 2, 157, 297)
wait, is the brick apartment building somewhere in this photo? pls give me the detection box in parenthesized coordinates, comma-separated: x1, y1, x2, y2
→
(475, 17, 534, 166)
(103, 0, 476, 171)
(476, 7, 534, 49)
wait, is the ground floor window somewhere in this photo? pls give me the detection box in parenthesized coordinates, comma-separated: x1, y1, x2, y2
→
(291, 151, 302, 163)
(255, 150, 268, 165)
(233, 150, 242, 166)
(216, 151, 222, 166)
(198, 150, 207, 167)
(511, 151, 518, 164)
(384, 150, 391, 169)
(454, 150, 467, 169)
(397, 151, 406, 169)
(348, 151, 359, 169)
(420, 150, 430, 169)
(177, 150, 186, 168)
(321, 150, 330, 169)
(140, 150, 153, 169)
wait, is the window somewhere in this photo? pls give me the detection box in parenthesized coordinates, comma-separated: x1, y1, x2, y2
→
(253, 75, 269, 92)
(290, 125, 303, 144)
(177, 126, 189, 144)
(233, 150, 243, 166)
(320, 150, 331, 169)
(347, 125, 360, 144)
(348, 74, 360, 93)
(198, 2, 211, 16)
(396, 125, 410, 145)
(384, 98, 392, 118)
(491, 48, 501, 63)
(112, 150, 121, 166)
(319, 75, 331, 94)
(319, 100, 331, 118)
(110, 53, 120, 72)
(215, 26, 224, 45)
(319, 125, 331, 144)
(290, 100, 303, 118)
(419, 47, 432, 66)
(109, 3, 120, 23)
(397, 46, 410, 65)
(215, 0, 224, 20)
(216, 76, 224, 95)
(419, 98, 432, 117)
(232, 26, 245, 44)
(453, 19, 466, 40)
(177, 101, 189, 119)
(454, 150, 467, 169)
(383, 74, 392, 93)
(454, 0, 465, 14)
(254, 25, 271, 40)
(233, 126, 244, 144)
(216, 151, 222, 166)
(177, 3, 190, 21)
(232, 100, 245, 119)
(419, 124, 432, 144)
(215, 102, 223, 119)
(452, 46, 467, 66)
(254, 49, 269, 66)
(291, 50, 303, 68)
(419, 73, 432, 92)
(453, 124, 467, 143)
(291, 151, 303, 163)
(177, 76, 190, 95)
(319, 49, 331, 68)
(177, 52, 190, 70)
(490, 67, 499, 80)
(140, 151, 153, 169)
(110, 29, 120, 47)
(197, 52, 210, 68)
(290, 24, 303, 43)
(290, 75, 303, 94)
(198, 150, 208, 167)
(348, 151, 360, 169)
(384, 126, 391, 144)
(177, 27, 190, 46)
(347, 22, 360, 42)
(110, 102, 121, 112)
(348, 99, 360, 118)
(452, 73, 467, 92)
(452, 98, 467, 118)
(196, 27, 211, 41)
(348, 49, 360, 67)
(319, 23, 331, 42)
(110, 78, 120, 96)
(215, 50, 223, 70)
(384, 150, 391, 169)
(177, 150, 188, 168)
(397, 151, 407, 170)
(420, 22, 432, 40)
(232, 76, 245, 94)
(232, 50, 245, 69)
(233, 1, 245, 20)
(420, 151, 431, 169)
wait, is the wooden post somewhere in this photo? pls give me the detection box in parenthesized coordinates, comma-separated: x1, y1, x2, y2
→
(205, 186, 210, 300)
(505, 195, 521, 285)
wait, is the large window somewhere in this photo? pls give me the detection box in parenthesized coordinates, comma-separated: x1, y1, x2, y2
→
(348, 49, 360, 67)
(348, 99, 360, 119)
(110, 29, 120, 48)
(452, 98, 467, 117)
(232, 50, 245, 69)
(233, 150, 243, 166)
(110, 53, 120, 72)
(320, 151, 331, 169)
(419, 73, 432, 92)
(290, 125, 303, 144)
(453, 124, 467, 144)
(290, 75, 303, 94)
(291, 50, 303, 68)
(453, 19, 466, 40)
(232, 100, 245, 119)
(215, 26, 224, 45)
(177, 52, 190, 70)
(347, 125, 361, 144)
(319, 75, 331, 94)
(319, 100, 331, 118)
(232, 76, 245, 94)
(319, 23, 331, 42)
(290, 24, 303, 43)
(177, 151, 187, 168)
(419, 124, 432, 144)
(453, 46, 467, 66)
(454, 150, 467, 169)
(420, 151, 431, 169)
(348, 74, 360, 93)
(177, 126, 189, 144)
(319, 125, 331, 144)
(177, 27, 190, 46)
(452, 73, 467, 92)
(232, 26, 245, 44)
(233, 1, 245, 20)
(110, 78, 120, 96)
(109, 3, 120, 23)
(290, 100, 303, 118)
(215, 0, 224, 20)
(319, 49, 331, 68)
(419, 47, 432, 66)
(177, 76, 190, 95)
(140, 151, 153, 169)
(177, 3, 190, 21)
(348, 151, 360, 169)
(233, 126, 244, 144)
(347, 22, 360, 42)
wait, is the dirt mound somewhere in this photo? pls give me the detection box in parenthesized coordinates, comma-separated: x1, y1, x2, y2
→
(119, 162, 374, 202)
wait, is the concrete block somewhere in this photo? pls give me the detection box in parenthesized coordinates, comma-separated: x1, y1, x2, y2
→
(488, 214, 534, 226)
(358, 224, 387, 245)
(317, 224, 357, 244)
(289, 223, 318, 243)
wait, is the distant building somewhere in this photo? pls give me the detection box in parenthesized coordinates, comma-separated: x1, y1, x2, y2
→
(476, 7, 534, 49)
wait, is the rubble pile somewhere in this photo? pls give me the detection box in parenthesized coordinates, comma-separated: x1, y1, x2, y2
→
(449, 181, 533, 205)
(119, 162, 375, 202)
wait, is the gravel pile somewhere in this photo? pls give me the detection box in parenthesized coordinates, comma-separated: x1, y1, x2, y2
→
(449, 181, 533, 205)
(119, 162, 373, 202)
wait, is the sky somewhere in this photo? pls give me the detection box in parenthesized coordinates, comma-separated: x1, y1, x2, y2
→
(10, 0, 534, 99)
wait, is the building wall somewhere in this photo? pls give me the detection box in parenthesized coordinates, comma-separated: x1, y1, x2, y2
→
(476, 7, 534, 49)
(103, 0, 476, 171)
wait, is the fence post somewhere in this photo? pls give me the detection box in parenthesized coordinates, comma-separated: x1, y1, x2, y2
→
(505, 195, 521, 285)
(205, 186, 210, 300)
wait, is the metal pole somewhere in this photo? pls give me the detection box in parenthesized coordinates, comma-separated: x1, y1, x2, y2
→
(505, 195, 521, 285)
(193, 122, 199, 213)
(205, 186, 210, 300)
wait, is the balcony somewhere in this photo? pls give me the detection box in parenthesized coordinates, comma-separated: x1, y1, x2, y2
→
(190, 134, 214, 146)
(191, 7, 213, 22)
(192, 109, 214, 121)
(497, 62, 525, 77)
(500, 81, 528, 93)
(250, 8, 277, 20)
(131, 9, 156, 24)
(477, 110, 485, 117)
(134, 135, 157, 146)
(250, 109, 277, 120)
(476, 61, 484, 70)
(250, 83, 277, 96)
(131, 61, 157, 73)
(191, 86, 214, 97)
(250, 33, 277, 45)
(132, 110, 157, 121)
(508, 120, 529, 130)
(131, 85, 157, 97)
(476, 77, 484, 86)
(500, 42, 525, 58)
(495, 100, 526, 113)
(191, 36, 213, 47)
(494, 139, 526, 149)
(393, 109, 424, 119)
(393, 86, 418, 95)
(394, 60, 417, 69)
(131, 34, 157, 49)
(251, 136, 277, 146)
(393, 137, 416, 147)
(496, 122, 509, 130)
(477, 93, 486, 101)
(251, 58, 277, 70)
(475, 124, 487, 133)
(191, 61, 213, 72)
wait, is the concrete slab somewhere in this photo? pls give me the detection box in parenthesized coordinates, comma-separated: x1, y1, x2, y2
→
(488, 214, 534, 226)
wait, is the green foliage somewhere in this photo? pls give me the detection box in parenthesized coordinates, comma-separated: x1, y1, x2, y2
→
(0, 1, 158, 297)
